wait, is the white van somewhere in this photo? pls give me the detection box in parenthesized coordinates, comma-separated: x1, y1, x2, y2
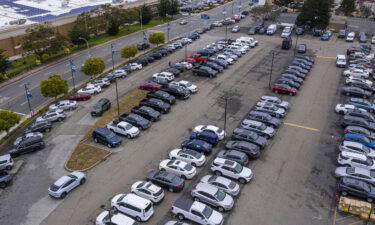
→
(111, 193, 154, 222)
(238, 37, 258, 47)
(267, 24, 277, 35)
(336, 54, 347, 68)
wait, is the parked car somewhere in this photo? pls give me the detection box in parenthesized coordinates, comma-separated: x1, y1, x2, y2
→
(339, 141, 375, 158)
(96, 211, 137, 225)
(341, 115, 375, 131)
(140, 81, 162, 91)
(345, 109, 375, 122)
(338, 151, 375, 170)
(272, 84, 297, 95)
(119, 113, 151, 130)
(160, 86, 190, 100)
(255, 102, 286, 117)
(146, 170, 185, 192)
(78, 85, 102, 95)
(139, 98, 171, 114)
(67, 93, 91, 101)
(338, 29, 347, 38)
(49, 100, 77, 111)
(106, 120, 140, 138)
(200, 175, 240, 197)
(225, 140, 261, 159)
(131, 181, 165, 203)
(137, 42, 150, 50)
(342, 87, 371, 98)
(92, 127, 122, 148)
(191, 182, 234, 212)
(170, 80, 198, 94)
(181, 139, 213, 155)
(159, 159, 197, 179)
(231, 26, 240, 33)
(8, 136, 45, 157)
(211, 157, 253, 184)
(216, 149, 249, 166)
(169, 148, 206, 167)
(111, 193, 154, 222)
(193, 125, 225, 140)
(147, 91, 176, 105)
(152, 72, 175, 82)
(297, 44, 306, 53)
(232, 128, 267, 149)
(349, 98, 375, 112)
(338, 177, 375, 202)
(36, 109, 66, 123)
(335, 104, 364, 114)
(48, 172, 86, 199)
(190, 130, 219, 146)
(241, 119, 276, 138)
(13, 132, 43, 146)
(335, 167, 375, 184)
(247, 111, 281, 128)
(91, 98, 111, 117)
(24, 121, 52, 133)
(0, 154, 14, 171)
(343, 133, 375, 148)
(131, 106, 161, 122)
(344, 126, 375, 140)
(192, 66, 218, 78)
(89, 79, 111, 88)
(0, 171, 12, 188)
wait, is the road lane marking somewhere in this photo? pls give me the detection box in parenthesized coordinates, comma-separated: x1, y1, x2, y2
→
(283, 122, 320, 132)
(347, 221, 363, 225)
(335, 214, 355, 222)
(316, 56, 336, 59)
(332, 208, 337, 225)
(20, 101, 28, 106)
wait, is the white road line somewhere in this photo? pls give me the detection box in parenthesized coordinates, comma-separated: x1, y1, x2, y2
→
(20, 101, 28, 106)
(0, 108, 26, 116)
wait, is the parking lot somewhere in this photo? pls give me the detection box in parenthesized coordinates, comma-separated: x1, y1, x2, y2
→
(1, 15, 374, 225)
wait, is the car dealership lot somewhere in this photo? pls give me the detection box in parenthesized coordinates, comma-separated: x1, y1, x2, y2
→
(0, 22, 369, 225)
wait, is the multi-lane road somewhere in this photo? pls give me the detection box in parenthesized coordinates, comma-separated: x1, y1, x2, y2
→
(0, 0, 247, 116)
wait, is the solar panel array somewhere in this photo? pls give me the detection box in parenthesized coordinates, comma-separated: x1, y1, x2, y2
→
(29, 5, 101, 22)
(0, 0, 50, 16)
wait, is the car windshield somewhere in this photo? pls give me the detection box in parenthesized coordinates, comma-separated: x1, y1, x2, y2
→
(363, 183, 371, 192)
(367, 158, 374, 166)
(124, 124, 133, 130)
(228, 181, 236, 189)
(346, 167, 355, 174)
(184, 82, 192, 87)
(184, 164, 193, 171)
(106, 132, 116, 139)
(202, 206, 213, 219)
(259, 123, 267, 130)
(234, 163, 243, 173)
(49, 184, 60, 191)
(249, 132, 258, 140)
(214, 189, 226, 201)
(362, 145, 371, 153)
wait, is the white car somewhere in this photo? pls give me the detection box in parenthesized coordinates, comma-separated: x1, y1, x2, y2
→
(335, 166, 375, 184)
(254, 102, 286, 117)
(347, 65, 373, 75)
(36, 109, 66, 123)
(176, 61, 193, 70)
(169, 148, 206, 167)
(216, 54, 234, 64)
(231, 42, 249, 51)
(131, 181, 165, 203)
(129, 63, 142, 70)
(338, 151, 375, 170)
(89, 79, 111, 88)
(193, 125, 225, 140)
(181, 37, 192, 43)
(170, 80, 198, 93)
(159, 159, 197, 179)
(48, 171, 86, 198)
(227, 45, 246, 54)
(343, 68, 370, 78)
(372, 36, 375, 44)
(14, 132, 43, 146)
(152, 72, 174, 81)
(211, 158, 253, 184)
(281, 27, 292, 38)
(49, 100, 77, 111)
(335, 104, 366, 114)
(339, 141, 375, 158)
(96, 210, 136, 225)
(78, 85, 102, 95)
(200, 175, 240, 196)
(111, 193, 154, 222)
(260, 96, 289, 109)
(213, 21, 223, 27)
(106, 120, 140, 138)
(346, 76, 373, 86)
(113, 69, 128, 77)
(346, 32, 355, 42)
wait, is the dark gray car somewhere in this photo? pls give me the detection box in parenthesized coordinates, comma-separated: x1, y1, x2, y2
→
(119, 113, 151, 130)
(345, 109, 375, 122)
(216, 150, 249, 166)
(0, 171, 12, 188)
(9, 136, 45, 157)
(341, 115, 375, 131)
(232, 128, 267, 149)
(247, 111, 281, 128)
(225, 140, 260, 159)
(287, 66, 308, 75)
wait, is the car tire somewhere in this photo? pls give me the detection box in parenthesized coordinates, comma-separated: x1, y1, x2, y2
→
(344, 164, 351, 167)
(289, 92, 293, 96)
(218, 206, 225, 212)
(0, 182, 7, 188)
(80, 178, 86, 185)
(94, 138, 98, 143)
(341, 191, 348, 196)
(151, 118, 155, 122)
(171, 157, 176, 160)
(45, 128, 51, 132)
(135, 216, 142, 222)
(177, 214, 185, 220)
(160, 168, 165, 171)
(346, 92, 350, 96)
(274, 90, 278, 94)
(181, 175, 186, 179)
(126, 134, 131, 138)
(191, 162, 197, 167)
(112, 206, 119, 213)
(209, 74, 213, 78)
(169, 187, 174, 192)
(5, 165, 12, 171)
(214, 170, 222, 176)
(107, 143, 112, 148)
(60, 192, 67, 199)
(94, 91, 98, 95)
(239, 178, 247, 184)
(69, 107, 73, 111)
(194, 197, 200, 202)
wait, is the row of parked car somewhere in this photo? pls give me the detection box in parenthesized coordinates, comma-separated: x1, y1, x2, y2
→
(333, 44, 375, 202)
(271, 55, 315, 96)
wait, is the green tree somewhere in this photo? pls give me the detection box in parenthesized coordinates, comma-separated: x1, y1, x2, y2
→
(158, 0, 170, 18)
(339, 0, 356, 16)
(250, 5, 281, 21)
(149, 32, 165, 45)
(107, 17, 120, 36)
(0, 49, 10, 76)
(121, 45, 138, 59)
(82, 57, 105, 76)
(40, 75, 68, 99)
(0, 110, 20, 134)
(169, 0, 179, 15)
(295, 0, 331, 29)
(21, 23, 70, 63)
(359, 5, 372, 18)
(140, 4, 152, 25)
(69, 23, 90, 46)
(273, 0, 293, 7)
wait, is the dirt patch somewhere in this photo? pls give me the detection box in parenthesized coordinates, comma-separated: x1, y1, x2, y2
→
(66, 89, 148, 171)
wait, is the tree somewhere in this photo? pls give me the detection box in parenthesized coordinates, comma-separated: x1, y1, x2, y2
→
(158, 0, 170, 18)
(250, 5, 281, 21)
(69, 24, 90, 46)
(21, 23, 70, 62)
(0, 49, 10, 76)
(149, 32, 165, 45)
(121, 45, 138, 59)
(169, 0, 179, 15)
(359, 5, 372, 18)
(339, 0, 356, 16)
(107, 17, 120, 36)
(82, 57, 105, 76)
(40, 75, 68, 99)
(273, 0, 293, 7)
(295, 0, 331, 29)
(0, 110, 20, 134)
(140, 4, 152, 25)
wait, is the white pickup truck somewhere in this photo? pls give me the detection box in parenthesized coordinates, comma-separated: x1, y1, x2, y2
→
(171, 197, 224, 225)
(106, 120, 140, 138)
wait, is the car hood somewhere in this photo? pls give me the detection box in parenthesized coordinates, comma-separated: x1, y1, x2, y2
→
(222, 194, 234, 207)
(240, 167, 253, 178)
(276, 108, 285, 114)
(129, 126, 140, 134)
(208, 210, 224, 225)
(265, 127, 275, 134)
(334, 167, 347, 177)
(257, 136, 268, 147)
(109, 135, 122, 144)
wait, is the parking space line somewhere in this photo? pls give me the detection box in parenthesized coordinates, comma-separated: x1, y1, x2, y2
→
(283, 122, 320, 132)
(335, 214, 355, 222)
(347, 221, 363, 225)
(316, 56, 336, 59)
(332, 208, 337, 225)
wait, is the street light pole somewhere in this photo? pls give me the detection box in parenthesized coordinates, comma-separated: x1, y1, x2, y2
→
(79, 37, 90, 58)
(111, 44, 120, 118)
(223, 8, 227, 40)
(69, 60, 76, 91)
(185, 44, 187, 59)
(221, 95, 232, 136)
(268, 51, 275, 90)
(167, 23, 171, 41)
(293, 35, 299, 56)
(24, 84, 33, 116)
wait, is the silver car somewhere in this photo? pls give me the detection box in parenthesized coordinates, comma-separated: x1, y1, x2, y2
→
(0, 154, 14, 171)
(13, 132, 43, 146)
(335, 166, 375, 184)
(36, 109, 66, 123)
(49, 100, 77, 111)
(254, 102, 286, 117)
(48, 172, 86, 198)
(200, 175, 240, 196)
(191, 182, 234, 212)
(260, 96, 289, 109)
(130, 181, 165, 203)
(241, 119, 275, 138)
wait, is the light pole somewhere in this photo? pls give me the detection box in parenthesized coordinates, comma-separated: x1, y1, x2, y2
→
(79, 37, 90, 58)
(167, 23, 171, 41)
(69, 60, 76, 90)
(100, 205, 116, 224)
(293, 35, 299, 56)
(268, 51, 275, 90)
(24, 84, 33, 116)
(221, 95, 232, 136)
(223, 8, 228, 40)
(185, 44, 187, 59)
(111, 44, 120, 117)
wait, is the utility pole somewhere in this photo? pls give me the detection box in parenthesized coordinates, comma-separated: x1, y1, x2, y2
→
(24, 84, 33, 116)
(167, 23, 171, 41)
(111, 44, 120, 117)
(221, 94, 232, 136)
(293, 35, 299, 56)
(185, 44, 187, 59)
(79, 37, 90, 58)
(223, 8, 227, 40)
(69, 60, 76, 90)
(269, 51, 275, 90)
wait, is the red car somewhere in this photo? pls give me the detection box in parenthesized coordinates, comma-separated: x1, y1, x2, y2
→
(67, 93, 91, 101)
(186, 54, 208, 63)
(231, 17, 240, 22)
(272, 84, 297, 96)
(140, 81, 162, 91)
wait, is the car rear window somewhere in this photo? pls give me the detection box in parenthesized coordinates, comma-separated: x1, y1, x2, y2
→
(49, 184, 60, 192)
(228, 181, 236, 189)
(145, 203, 152, 212)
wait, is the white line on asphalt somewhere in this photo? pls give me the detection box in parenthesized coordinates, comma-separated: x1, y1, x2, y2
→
(20, 101, 28, 106)
(0, 108, 26, 116)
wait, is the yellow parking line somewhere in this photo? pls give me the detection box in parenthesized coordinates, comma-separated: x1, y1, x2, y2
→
(283, 122, 320, 132)
(335, 214, 355, 222)
(332, 208, 337, 225)
(347, 221, 363, 225)
(316, 56, 336, 59)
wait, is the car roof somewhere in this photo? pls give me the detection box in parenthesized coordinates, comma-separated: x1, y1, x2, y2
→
(120, 193, 151, 208)
(345, 133, 365, 139)
(343, 140, 364, 148)
(195, 182, 219, 195)
(0, 154, 11, 161)
(214, 157, 237, 167)
(341, 151, 367, 160)
(54, 175, 72, 187)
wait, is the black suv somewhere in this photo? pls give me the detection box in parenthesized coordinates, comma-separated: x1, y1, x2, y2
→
(148, 52, 162, 60)
(202, 62, 224, 72)
(350, 81, 375, 93)
(92, 127, 122, 148)
(160, 86, 190, 100)
(345, 109, 375, 122)
(137, 42, 150, 50)
(9, 136, 45, 157)
(0, 171, 12, 188)
(147, 91, 176, 104)
(131, 106, 161, 122)
(24, 121, 52, 133)
(276, 78, 301, 89)
(146, 170, 185, 192)
(247, 111, 281, 128)
(338, 177, 375, 202)
(139, 98, 171, 113)
(341, 115, 375, 131)
(192, 66, 217, 78)
(232, 128, 268, 149)
(119, 113, 151, 130)
(91, 98, 111, 116)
